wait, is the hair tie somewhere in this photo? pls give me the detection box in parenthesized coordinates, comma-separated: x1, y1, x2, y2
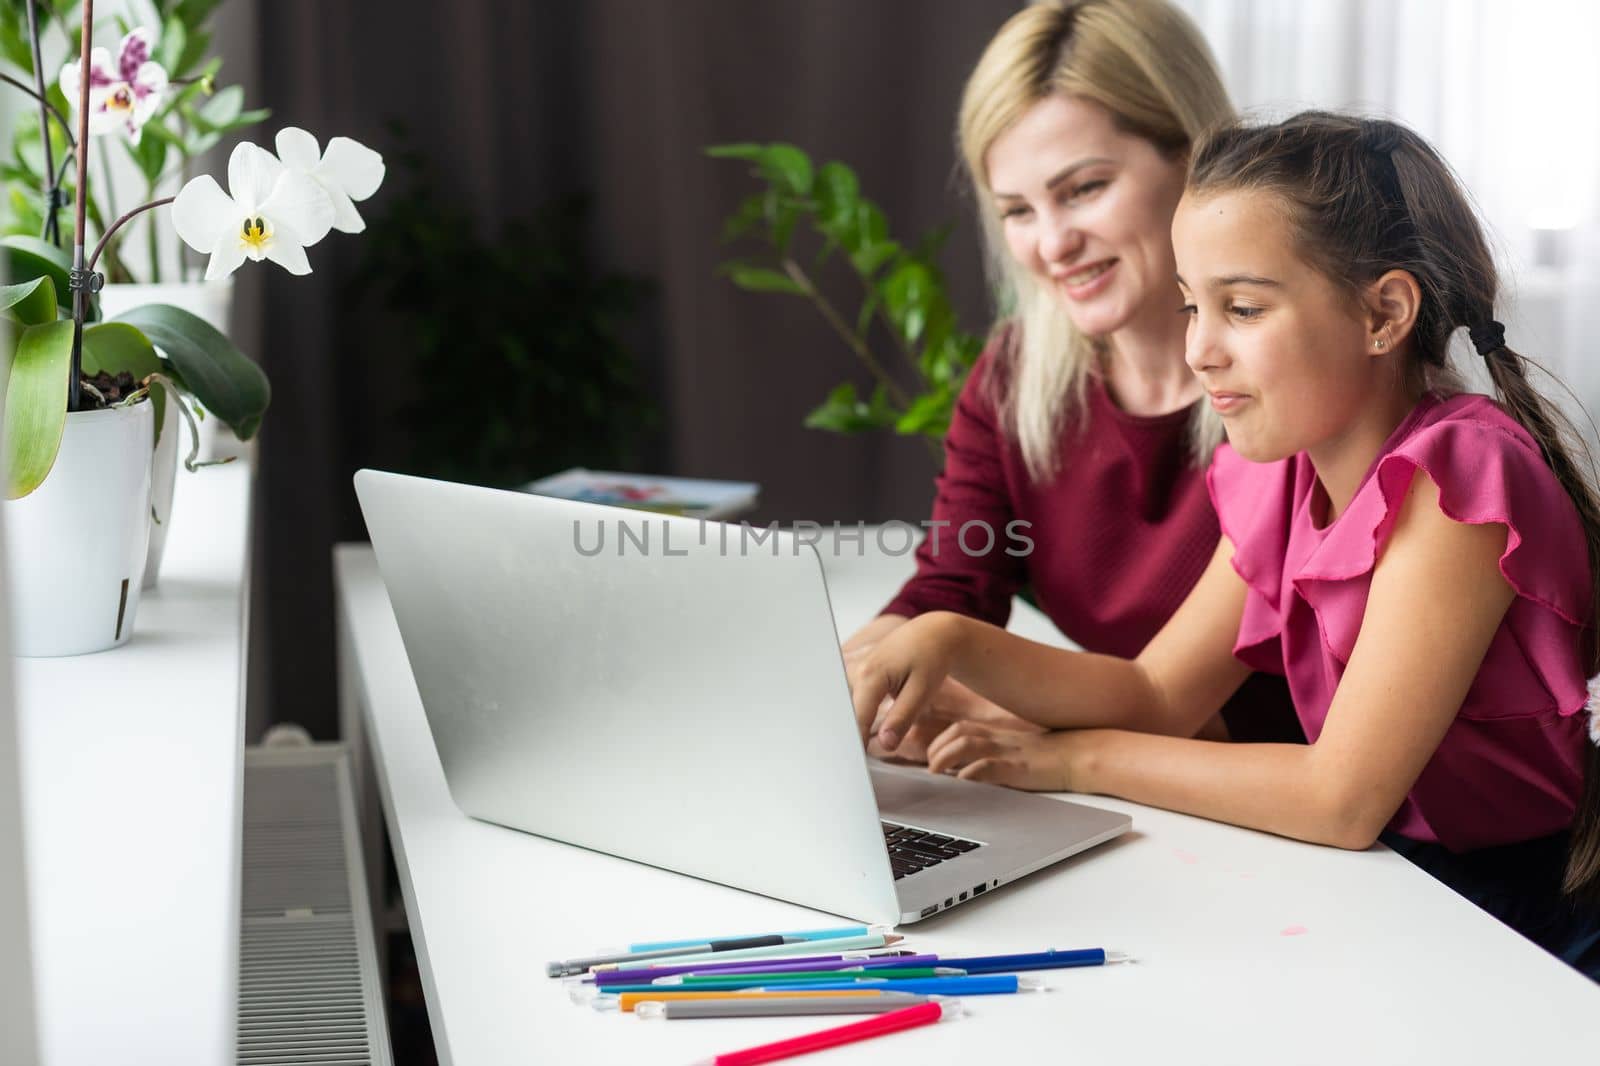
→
(1468, 320, 1507, 356)
(1361, 120, 1402, 156)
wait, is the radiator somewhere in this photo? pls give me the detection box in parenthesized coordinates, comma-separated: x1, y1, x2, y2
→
(240, 744, 392, 1065)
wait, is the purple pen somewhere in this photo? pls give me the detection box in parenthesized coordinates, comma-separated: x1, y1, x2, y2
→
(589, 952, 924, 987)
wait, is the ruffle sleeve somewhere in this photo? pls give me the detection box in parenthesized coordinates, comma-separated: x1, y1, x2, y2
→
(1206, 443, 1296, 675)
(1292, 396, 1591, 720)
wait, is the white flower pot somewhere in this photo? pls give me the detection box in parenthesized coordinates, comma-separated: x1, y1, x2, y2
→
(3, 402, 156, 657)
(99, 278, 236, 588)
(143, 395, 181, 590)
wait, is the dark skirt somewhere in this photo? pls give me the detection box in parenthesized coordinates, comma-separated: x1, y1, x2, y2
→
(1380, 829, 1600, 982)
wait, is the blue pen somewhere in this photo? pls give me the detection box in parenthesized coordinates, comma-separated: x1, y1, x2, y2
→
(627, 925, 875, 952)
(935, 949, 1133, 974)
(763, 975, 1045, 996)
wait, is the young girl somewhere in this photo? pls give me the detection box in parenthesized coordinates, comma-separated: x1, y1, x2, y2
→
(849, 111, 1600, 978)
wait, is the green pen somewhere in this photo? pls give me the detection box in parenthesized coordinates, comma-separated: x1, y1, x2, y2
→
(663, 967, 965, 988)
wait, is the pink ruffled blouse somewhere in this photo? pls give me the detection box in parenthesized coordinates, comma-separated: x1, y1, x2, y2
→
(1208, 392, 1592, 850)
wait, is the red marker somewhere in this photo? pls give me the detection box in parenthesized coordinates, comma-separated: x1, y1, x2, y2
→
(690, 1000, 958, 1066)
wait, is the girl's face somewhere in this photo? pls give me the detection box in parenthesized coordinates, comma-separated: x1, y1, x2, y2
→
(1172, 188, 1381, 463)
(985, 93, 1189, 338)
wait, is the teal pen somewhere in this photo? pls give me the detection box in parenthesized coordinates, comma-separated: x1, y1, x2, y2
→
(628, 925, 876, 952)
(590, 932, 901, 971)
(762, 975, 1046, 996)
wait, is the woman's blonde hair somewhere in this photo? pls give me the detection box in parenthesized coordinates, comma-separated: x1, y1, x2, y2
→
(957, 0, 1233, 479)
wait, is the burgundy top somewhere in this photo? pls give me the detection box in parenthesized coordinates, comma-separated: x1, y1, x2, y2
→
(882, 332, 1298, 739)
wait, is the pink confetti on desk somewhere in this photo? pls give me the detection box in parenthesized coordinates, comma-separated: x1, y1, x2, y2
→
(1280, 925, 1309, 937)
(1173, 849, 1199, 865)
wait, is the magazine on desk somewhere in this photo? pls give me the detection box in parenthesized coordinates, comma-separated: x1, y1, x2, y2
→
(520, 468, 760, 520)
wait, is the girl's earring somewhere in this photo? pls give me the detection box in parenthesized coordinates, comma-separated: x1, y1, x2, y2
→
(1374, 336, 1387, 350)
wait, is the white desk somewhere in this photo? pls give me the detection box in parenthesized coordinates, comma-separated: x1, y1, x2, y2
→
(15, 461, 252, 1065)
(335, 538, 1600, 1065)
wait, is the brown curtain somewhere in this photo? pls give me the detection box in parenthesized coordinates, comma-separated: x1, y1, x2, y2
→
(236, 0, 1022, 740)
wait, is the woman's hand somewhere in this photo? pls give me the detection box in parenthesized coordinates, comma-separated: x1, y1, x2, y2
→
(847, 611, 966, 751)
(925, 721, 1098, 792)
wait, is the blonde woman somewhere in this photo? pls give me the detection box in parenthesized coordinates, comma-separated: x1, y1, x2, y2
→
(845, 0, 1298, 750)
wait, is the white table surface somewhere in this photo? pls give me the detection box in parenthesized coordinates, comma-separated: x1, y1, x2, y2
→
(335, 537, 1600, 1066)
(15, 460, 252, 1066)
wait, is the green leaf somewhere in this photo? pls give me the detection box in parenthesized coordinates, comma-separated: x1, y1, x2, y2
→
(814, 161, 860, 233)
(894, 388, 953, 436)
(110, 304, 269, 439)
(220, 107, 271, 133)
(851, 241, 898, 277)
(722, 263, 805, 295)
(176, 0, 227, 26)
(705, 143, 767, 162)
(157, 14, 187, 72)
(771, 201, 800, 255)
(175, 28, 211, 77)
(129, 130, 169, 185)
(0, 235, 84, 317)
(194, 84, 243, 131)
(0, 1, 36, 71)
(721, 192, 767, 243)
(3, 319, 74, 499)
(803, 381, 897, 433)
(82, 322, 167, 444)
(0, 276, 58, 327)
(756, 144, 813, 197)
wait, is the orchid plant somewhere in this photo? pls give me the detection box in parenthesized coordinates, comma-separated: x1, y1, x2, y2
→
(1, 0, 270, 282)
(1, 0, 384, 499)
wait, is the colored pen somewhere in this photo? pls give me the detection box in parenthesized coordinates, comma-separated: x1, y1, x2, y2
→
(663, 968, 964, 988)
(592, 989, 921, 1013)
(690, 1000, 957, 1066)
(628, 925, 877, 951)
(638, 994, 947, 1020)
(545, 934, 802, 977)
(935, 948, 1133, 973)
(586, 951, 925, 987)
(757, 974, 1045, 996)
(586, 932, 902, 972)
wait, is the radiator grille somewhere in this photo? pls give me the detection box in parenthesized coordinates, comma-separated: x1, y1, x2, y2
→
(240, 747, 391, 1065)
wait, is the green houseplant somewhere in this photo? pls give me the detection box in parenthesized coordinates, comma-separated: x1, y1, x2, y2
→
(708, 141, 985, 465)
(2, 0, 382, 655)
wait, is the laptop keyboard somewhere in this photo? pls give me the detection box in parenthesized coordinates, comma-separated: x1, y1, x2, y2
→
(882, 821, 983, 880)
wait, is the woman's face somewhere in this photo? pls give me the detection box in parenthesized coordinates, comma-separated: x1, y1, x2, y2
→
(985, 93, 1189, 338)
(1172, 188, 1378, 463)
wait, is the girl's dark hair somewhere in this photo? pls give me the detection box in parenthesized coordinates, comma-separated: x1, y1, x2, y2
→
(1188, 110, 1600, 901)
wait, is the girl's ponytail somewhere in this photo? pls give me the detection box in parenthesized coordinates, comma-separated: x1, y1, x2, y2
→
(1480, 341, 1600, 900)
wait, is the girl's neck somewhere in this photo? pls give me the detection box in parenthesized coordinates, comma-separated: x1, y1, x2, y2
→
(1102, 292, 1198, 416)
(1309, 380, 1428, 523)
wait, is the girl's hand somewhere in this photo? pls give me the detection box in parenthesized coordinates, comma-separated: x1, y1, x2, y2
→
(925, 721, 1095, 792)
(847, 612, 964, 751)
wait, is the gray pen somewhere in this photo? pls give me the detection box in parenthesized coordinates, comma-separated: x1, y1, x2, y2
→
(636, 994, 940, 1020)
(545, 935, 799, 978)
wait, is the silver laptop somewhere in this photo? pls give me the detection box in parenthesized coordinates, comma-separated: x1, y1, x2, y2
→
(355, 469, 1129, 924)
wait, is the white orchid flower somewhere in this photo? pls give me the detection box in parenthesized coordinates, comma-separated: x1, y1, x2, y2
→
(275, 127, 386, 234)
(59, 27, 168, 144)
(171, 142, 337, 280)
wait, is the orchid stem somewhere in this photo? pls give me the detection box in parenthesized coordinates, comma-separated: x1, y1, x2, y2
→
(68, 0, 95, 413)
(22, 0, 66, 244)
(89, 197, 175, 275)
(147, 182, 160, 283)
